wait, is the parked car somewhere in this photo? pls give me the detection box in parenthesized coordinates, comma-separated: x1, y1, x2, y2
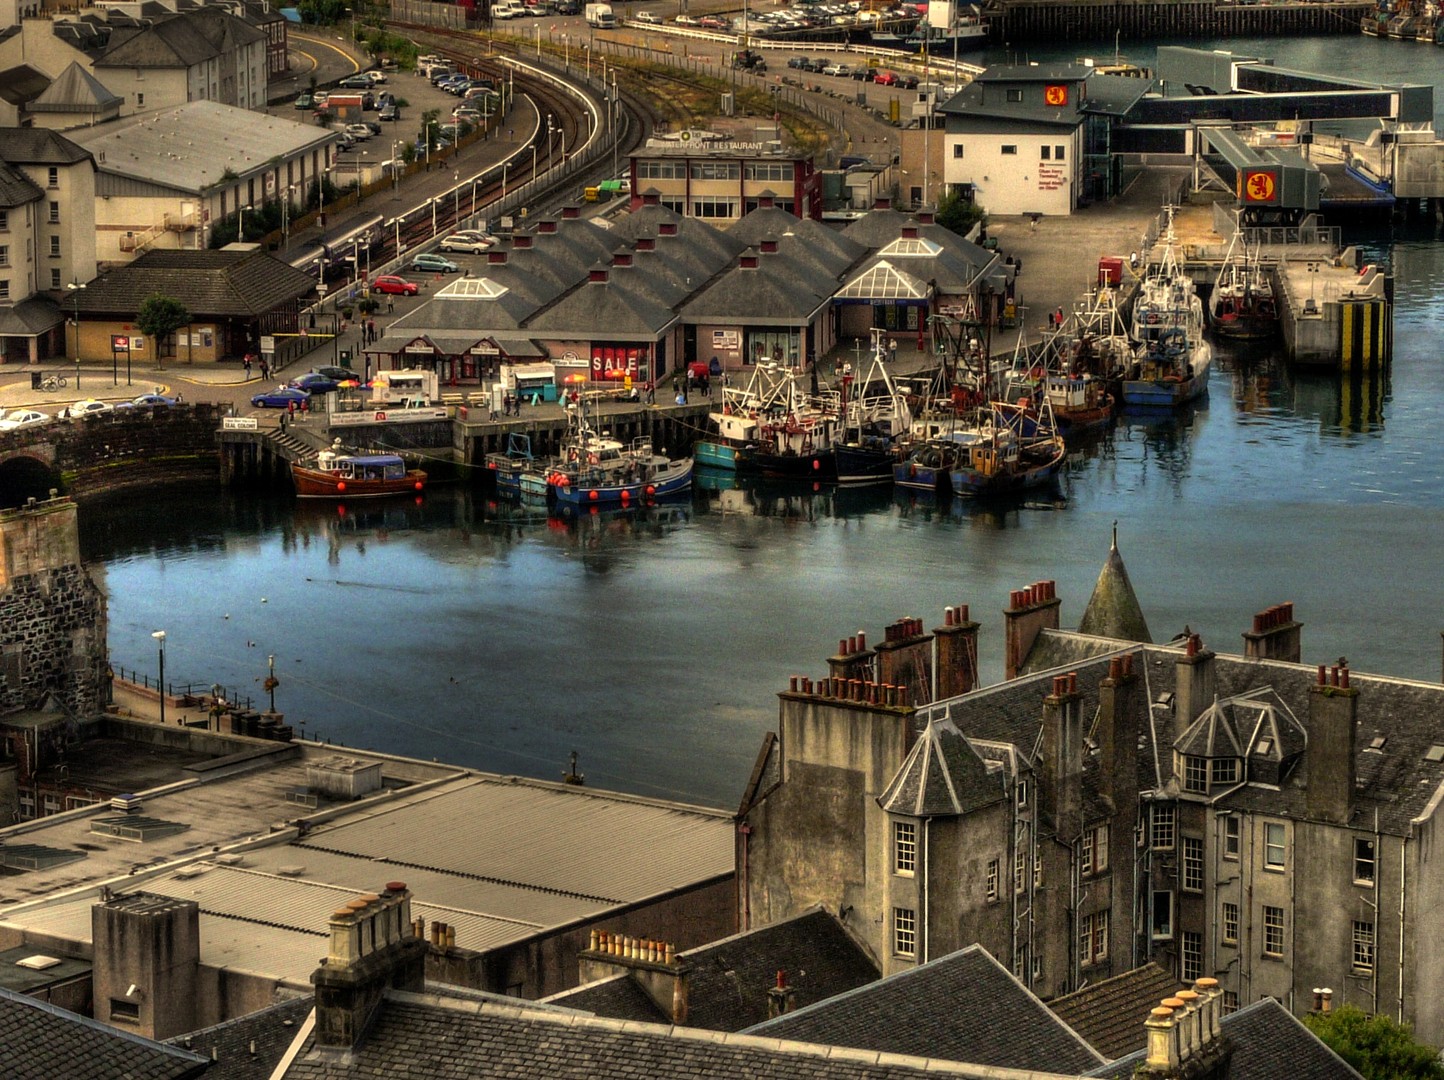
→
(314, 366, 361, 384)
(290, 372, 342, 395)
(58, 399, 114, 418)
(873, 69, 899, 85)
(453, 108, 482, 124)
(379, 104, 399, 121)
(823, 62, 852, 76)
(674, 12, 699, 23)
(699, 14, 727, 27)
(787, 55, 810, 68)
(294, 93, 314, 109)
(850, 65, 874, 80)
(524, 3, 548, 14)
(338, 74, 373, 89)
(345, 123, 373, 141)
(411, 253, 461, 274)
(363, 120, 382, 135)
(250, 386, 310, 409)
(0, 409, 50, 430)
(439, 232, 495, 253)
(804, 57, 829, 72)
(635, 10, 661, 22)
(115, 394, 177, 409)
(372, 275, 419, 295)
(895, 72, 919, 88)
(362, 69, 387, 84)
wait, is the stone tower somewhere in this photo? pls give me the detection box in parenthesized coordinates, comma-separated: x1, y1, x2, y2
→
(0, 494, 109, 716)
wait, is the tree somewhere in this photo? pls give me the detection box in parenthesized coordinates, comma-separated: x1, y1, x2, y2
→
(935, 189, 986, 239)
(135, 295, 191, 363)
(1304, 1006, 1444, 1080)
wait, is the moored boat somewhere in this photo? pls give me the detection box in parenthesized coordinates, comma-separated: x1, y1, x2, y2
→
(1208, 227, 1278, 341)
(292, 441, 427, 499)
(535, 413, 693, 507)
(1126, 207, 1212, 408)
(894, 401, 1065, 497)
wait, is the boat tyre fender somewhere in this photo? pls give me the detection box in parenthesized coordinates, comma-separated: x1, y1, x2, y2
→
(589, 453, 600, 466)
(1146, 312, 1160, 325)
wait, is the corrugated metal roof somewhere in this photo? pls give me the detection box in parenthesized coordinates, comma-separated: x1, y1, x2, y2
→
(144, 864, 542, 954)
(300, 777, 733, 902)
(236, 844, 601, 927)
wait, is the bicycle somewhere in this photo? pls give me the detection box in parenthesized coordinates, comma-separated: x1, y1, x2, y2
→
(40, 373, 68, 392)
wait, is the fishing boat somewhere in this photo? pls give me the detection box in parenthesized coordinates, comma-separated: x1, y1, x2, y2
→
(535, 411, 692, 507)
(1126, 208, 1212, 408)
(895, 400, 1065, 497)
(291, 440, 427, 499)
(833, 329, 914, 484)
(698, 362, 842, 478)
(485, 432, 543, 497)
(1208, 228, 1278, 341)
(1016, 290, 1130, 436)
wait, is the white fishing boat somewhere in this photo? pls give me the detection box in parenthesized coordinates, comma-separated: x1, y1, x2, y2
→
(1126, 207, 1212, 408)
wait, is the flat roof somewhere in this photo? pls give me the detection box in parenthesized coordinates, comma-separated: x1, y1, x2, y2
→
(69, 100, 338, 193)
(0, 747, 733, 985)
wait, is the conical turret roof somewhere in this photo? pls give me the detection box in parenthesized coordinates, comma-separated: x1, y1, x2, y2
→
(1077, 525, 1151, 643)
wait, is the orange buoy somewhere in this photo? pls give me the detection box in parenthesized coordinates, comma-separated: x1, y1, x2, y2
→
(812, 459, 821, 471)
(620, 490, 630, 503)
(414, 480, 423, 491)
(645, 485, 655, 496)
(589, 490, 598, 501)
(337, 481, 346, 492)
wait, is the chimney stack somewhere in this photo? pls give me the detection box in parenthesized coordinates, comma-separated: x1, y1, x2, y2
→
(1004, 581, 1060, 679)
(934, 604, 979, 699)
(312, 882, 426, 1051)
(1242, 603, 1302, 663)
(766, 969, 798, 1018)
(1041, 672, 1083, 834)
(1307, 664, 1358, 825)
(578, 933, 690, 1024)
(1097, 653, 1141, 809)
(875, 617, 934, 706)
(1174, 633, 1215, 744)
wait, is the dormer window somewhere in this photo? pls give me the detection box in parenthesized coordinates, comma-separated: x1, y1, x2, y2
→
(1212, 758, 1239, 785)
(1183, 755, 1207, 793)
(1255, 738, 1274, 756)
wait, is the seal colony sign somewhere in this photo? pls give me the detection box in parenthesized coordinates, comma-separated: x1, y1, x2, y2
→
(1044, 84, 1068, 107)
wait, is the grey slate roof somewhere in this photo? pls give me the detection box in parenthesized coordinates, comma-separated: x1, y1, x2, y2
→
(608, 202, 746, 267)
(1076, 537, 1151, 642)
(27, 61, 123, 114)
(277, 988, 1086, 1080)
(682, 255, 830, 326)
(744, 944, 1105, 1074)
(673, 907, 878, 1031)
(0, 161, 43, 209)
(525, 265, 677, 339)
(170, 996, 314, 1080)
(728, 206, 868, 277)
(0, 985, 210, 1080)
(96, 7, 264, 68)
(541, 972, 667, 1023)
(0, 65, 52, 107)
(0, 127, 93, 165)
(878, 716, 1008, 817)
(74, 249, 317, 317)
(1048, 963, 1182, 1061)
(1084, 997, 1365, 1080)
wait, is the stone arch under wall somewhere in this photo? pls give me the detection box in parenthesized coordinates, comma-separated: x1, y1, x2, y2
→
(0, 447, 62, 511)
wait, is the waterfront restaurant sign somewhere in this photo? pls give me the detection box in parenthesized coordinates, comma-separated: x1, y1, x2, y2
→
(404, 344, 436, 355)
(555, 351, 588, 368)
(712, 330, 741, 351)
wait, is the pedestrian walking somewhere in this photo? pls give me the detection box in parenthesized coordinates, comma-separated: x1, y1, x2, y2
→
(287, 399, 296, 422)
(243, 354, 252, 379)
(367, 318, 376, 344)
(387, 297, 395, 313)
(260, 357, 270, 380)
(1055, 306, 1064, 327)
(889, 338, 898, 363)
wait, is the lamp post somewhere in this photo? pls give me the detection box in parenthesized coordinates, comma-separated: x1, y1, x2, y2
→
(502, 161, 509, 202)
(239, 204, 252, 242)
(531, 144, 538, 182)
(151, 630, 167, 725)
(267, 654, 277, 713)
(67, 280, 85, 390)
(453, 169, 460, 222)
(1308, 261, 1320, 307)
(431, 196, 440, 237)
(281, 184, 297, 248)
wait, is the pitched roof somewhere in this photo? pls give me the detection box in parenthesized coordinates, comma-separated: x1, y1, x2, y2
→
(1076, 534, 1151, 642)
(682, 254, 830, 326)
(169, 996, 314, 1080)
(524, 266, 677, 339)
(96, 7, 264, 68)
(72, 249, 316, 317)
(539, 972, 667, 1024)
(0, 161, 44, 209)
(1048, 963, 1182, 1060)
(0, 298, 63, 338)
(745, 944, 1105, 1073)
(27, 61, 123, 114)
(0, 986, 210, 1080)
(275, 988, 1089, 1080)
(1084, 998, 1365, 1080)
(878, 716, 1007, 817)
(0, 65, 52, 107)
(0, 127, 93, 166)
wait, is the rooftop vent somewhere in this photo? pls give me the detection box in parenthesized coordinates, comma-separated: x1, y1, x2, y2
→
(90, 815, 191, 842)
(15, 955, 62, 971)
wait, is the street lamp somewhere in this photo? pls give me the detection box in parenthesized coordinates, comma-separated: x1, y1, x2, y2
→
(281, 184, 297, 247)
(545, 114, 555, 173)
(267, 654, 277, 713)
(151, 630, 167, 725)
(453, 169, 460, 222)
(239, 204, 252, 242)
(431, 196, 440, 237)
(502, 161, 509, 202)
(67, 279, 85, 390)
(391, 140, 402, 200)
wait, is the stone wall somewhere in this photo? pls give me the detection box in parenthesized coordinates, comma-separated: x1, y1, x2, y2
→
(0, 405, 225, 504)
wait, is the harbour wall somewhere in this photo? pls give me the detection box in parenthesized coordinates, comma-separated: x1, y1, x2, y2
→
(989, 0, 1370, 42)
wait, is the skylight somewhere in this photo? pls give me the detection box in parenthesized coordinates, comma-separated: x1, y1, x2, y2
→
(438, 277, 508, 299)
(1425, 745, 1444, 763)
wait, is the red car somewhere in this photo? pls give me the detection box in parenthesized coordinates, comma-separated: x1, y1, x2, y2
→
(873, 70, 899, 86)
(372, 275, 419, 296)
(699, 15, 727, 28)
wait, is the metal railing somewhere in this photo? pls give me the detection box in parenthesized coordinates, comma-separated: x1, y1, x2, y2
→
(111, 664, 254, 712)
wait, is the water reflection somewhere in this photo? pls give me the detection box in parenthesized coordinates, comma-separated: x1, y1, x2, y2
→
(693, 468, 894, 521)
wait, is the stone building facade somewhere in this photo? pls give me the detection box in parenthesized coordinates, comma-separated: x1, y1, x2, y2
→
(737, 543, 1444, 1044)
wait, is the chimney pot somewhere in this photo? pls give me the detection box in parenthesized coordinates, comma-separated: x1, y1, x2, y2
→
(857, 630, 866, 651)
(776, 969, 787, 989)
(1341, 666, 1350, 689)
(1321, 988, 1333, 1012)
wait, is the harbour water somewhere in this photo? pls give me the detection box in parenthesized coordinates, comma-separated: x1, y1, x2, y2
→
(88, 38, 1444, 809)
